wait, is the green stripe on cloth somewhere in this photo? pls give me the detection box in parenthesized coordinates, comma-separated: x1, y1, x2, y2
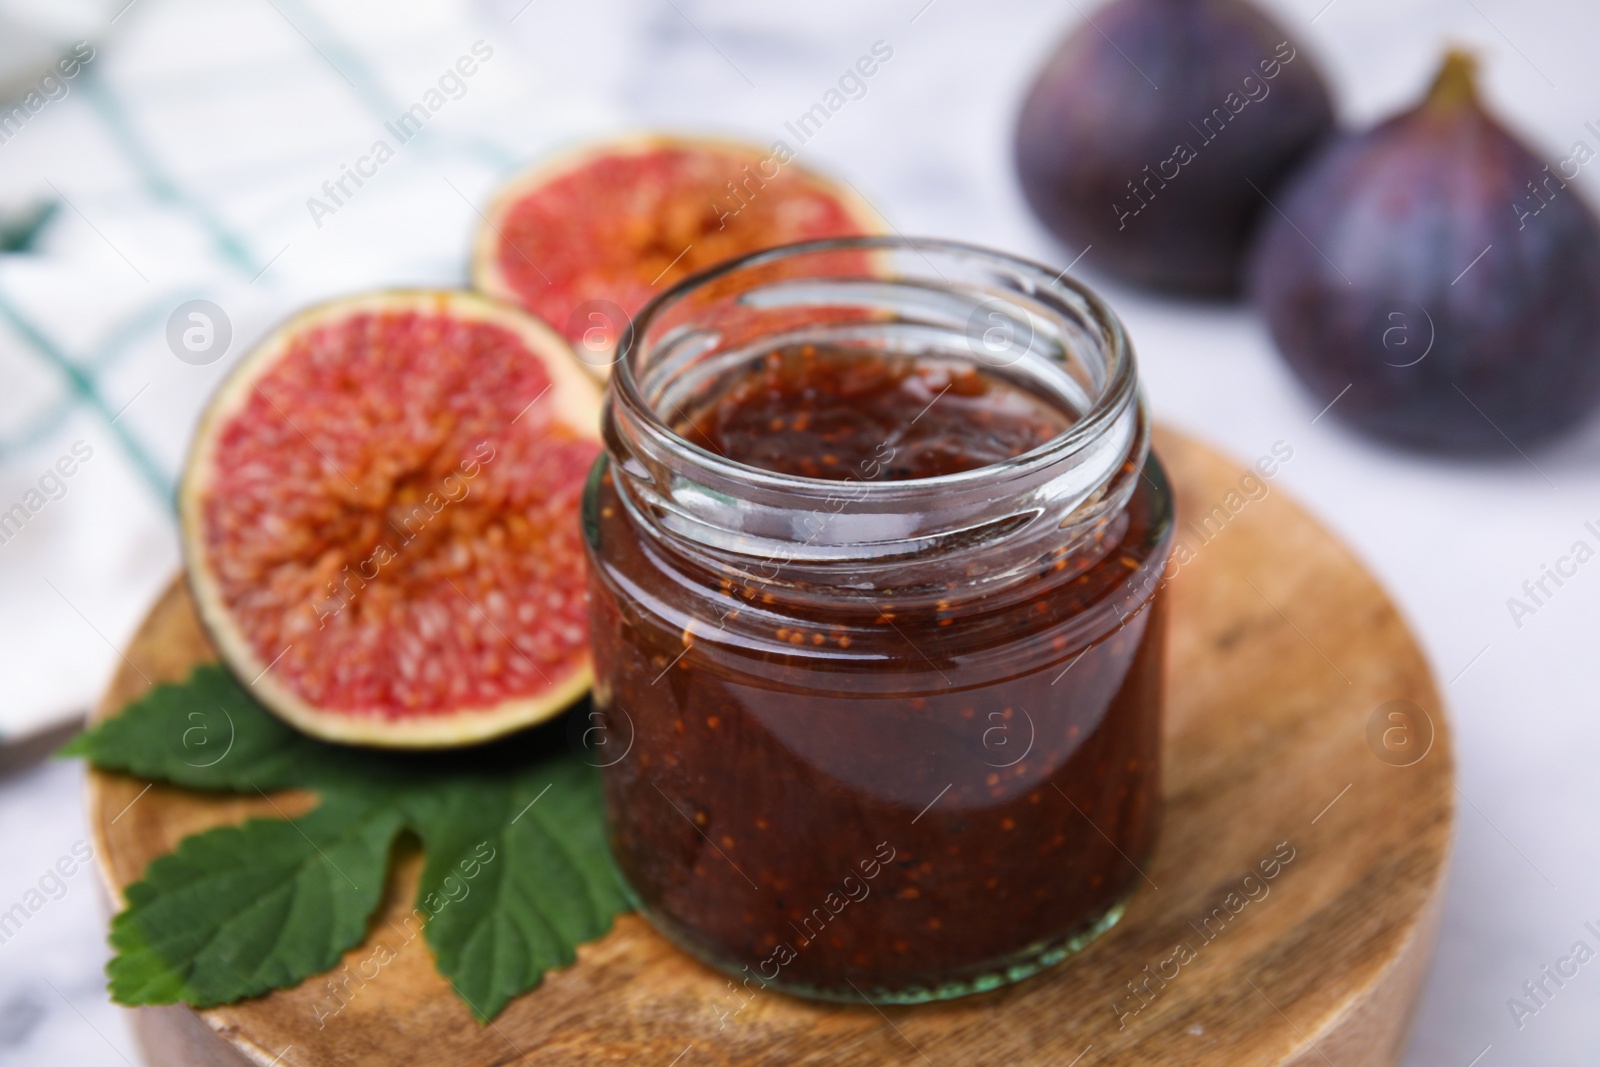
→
(82, 75, 261, 278)
(0, 285, 175, 508)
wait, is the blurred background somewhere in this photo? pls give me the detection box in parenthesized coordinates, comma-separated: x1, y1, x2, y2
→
(1, 0, 1597, 1063)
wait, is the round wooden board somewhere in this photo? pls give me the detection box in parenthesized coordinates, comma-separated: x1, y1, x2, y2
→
(88, 427, 1454, 1067)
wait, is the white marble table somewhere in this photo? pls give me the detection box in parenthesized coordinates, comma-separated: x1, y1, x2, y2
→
(2, 0, 1598, 1063)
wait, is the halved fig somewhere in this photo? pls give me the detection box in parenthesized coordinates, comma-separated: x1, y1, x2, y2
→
(471, 135, 882, 373)
(180, 291, 601, 747)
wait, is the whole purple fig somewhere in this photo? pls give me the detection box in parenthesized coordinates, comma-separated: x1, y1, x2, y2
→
(1250, 53, 1600, 453)
(1014, 0, 1335, 296)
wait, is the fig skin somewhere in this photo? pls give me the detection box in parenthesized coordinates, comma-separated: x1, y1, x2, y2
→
(1249, 54, 1600, 453)
(1014, 0, 1335, 296)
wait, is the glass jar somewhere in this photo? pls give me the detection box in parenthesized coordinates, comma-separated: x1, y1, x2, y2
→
(582, 237, 1173, 1004)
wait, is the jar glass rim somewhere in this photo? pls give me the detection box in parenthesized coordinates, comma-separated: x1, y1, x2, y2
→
(611, 235, 1139, 497)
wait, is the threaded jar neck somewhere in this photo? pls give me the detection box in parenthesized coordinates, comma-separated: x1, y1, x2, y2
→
(602, 236, 1147, 602)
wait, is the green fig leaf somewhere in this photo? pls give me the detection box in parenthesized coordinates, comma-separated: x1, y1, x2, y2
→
(67, 665, 627, 1022)
(403, 769, 629, 1022)
(109, 793, 404, 1007)
(59, 664, 360, 792)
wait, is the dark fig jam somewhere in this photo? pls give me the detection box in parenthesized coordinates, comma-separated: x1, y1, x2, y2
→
(675, 345, 1073, 479)
(584, 336, 1173, 1002)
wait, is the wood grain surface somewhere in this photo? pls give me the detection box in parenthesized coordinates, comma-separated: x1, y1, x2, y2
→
(87, 427, 1454, 1067)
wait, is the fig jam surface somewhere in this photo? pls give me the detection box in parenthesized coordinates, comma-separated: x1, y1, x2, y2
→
(677, 346, 1072, 479)
(585, 346, 1172, 1000)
